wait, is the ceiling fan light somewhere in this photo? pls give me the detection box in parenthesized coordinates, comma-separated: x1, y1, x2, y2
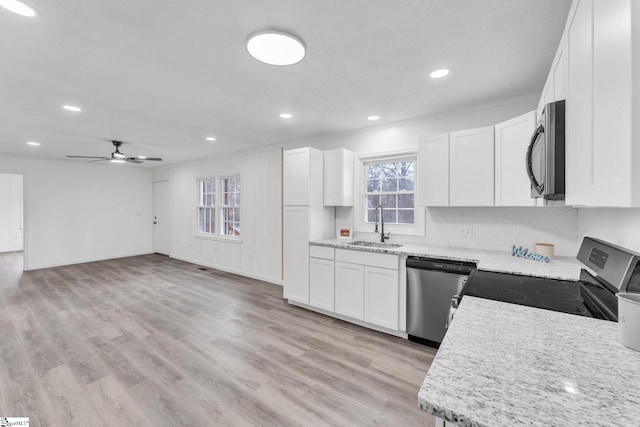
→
(246, 30, 306, 66)
(110, 159, 125, 164)
(137, 156, 147, 159)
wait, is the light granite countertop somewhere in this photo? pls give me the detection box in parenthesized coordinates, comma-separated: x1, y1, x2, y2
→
(418, 296, 640, 427)
(310, 239, 583, 281)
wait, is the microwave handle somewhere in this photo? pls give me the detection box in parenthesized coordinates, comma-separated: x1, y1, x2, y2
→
(526, 124, 545, 195)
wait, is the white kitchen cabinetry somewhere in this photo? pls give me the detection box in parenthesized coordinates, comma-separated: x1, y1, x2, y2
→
(537, 32, 568, 120)
(324, 148, 354, 206)
(309, 246, 335, 311)
(494, 111, 537, 206)
(335, 261, 365, 320)
(449, 126, 495, 206)
(564, 0, 639, 207)
(418, 133, 449, 206)
(283, 147, 334, 305)
(364, 266, 399, 330)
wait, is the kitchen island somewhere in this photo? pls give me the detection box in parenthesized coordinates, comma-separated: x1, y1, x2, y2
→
(418, 296, 640, 426)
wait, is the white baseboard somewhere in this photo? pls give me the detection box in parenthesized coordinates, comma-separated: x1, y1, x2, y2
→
(170, 254, 283, 286)
(288, 300, 408, 339)
(25, 251, 154, 271)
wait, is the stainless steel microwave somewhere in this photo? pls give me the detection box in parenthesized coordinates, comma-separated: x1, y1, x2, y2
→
(526, 100, 565, 200)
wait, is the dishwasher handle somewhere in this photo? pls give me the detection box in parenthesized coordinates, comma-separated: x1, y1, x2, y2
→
(406, 257, 476, 274)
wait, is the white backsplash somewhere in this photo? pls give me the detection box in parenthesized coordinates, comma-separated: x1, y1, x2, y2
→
(577, 208, 640, 253)
(337, 206, 580, 256)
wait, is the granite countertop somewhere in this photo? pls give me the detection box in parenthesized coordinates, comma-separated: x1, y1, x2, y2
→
(418, 296, 640, 427)
(310, 239, 583, 281)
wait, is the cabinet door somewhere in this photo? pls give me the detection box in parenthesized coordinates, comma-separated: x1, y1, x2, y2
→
(309, 257, 335, 311)
(364, 266, 398, 330)
(566, 0, 593, 206)
(494, 111, 537, 206)
(324, 149, 354, 206)
(284, 148, 311, 206)
(418, 134, 449, 206)
(449, 126, 495, 206)
(283, 206, 310, 304)
(335, 261, 364, 320)
(552, 33, 568, 102)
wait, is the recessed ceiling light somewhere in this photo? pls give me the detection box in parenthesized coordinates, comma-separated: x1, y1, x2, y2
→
(63, 105, 82, 112)
(367, 115, 380, 121)
(430, 69, 450, 79)
(0, 0, 37, 17)
(246, 30, 306, 66)
(26, 141, 40, 146)
(279, 113, 292, 119)
(206, 137, 216, 142)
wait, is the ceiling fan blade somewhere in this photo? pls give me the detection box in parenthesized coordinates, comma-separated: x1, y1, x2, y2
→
(66, 155, 110, 159)
(87, 159, 108, 163)
(142, 157, 162, 161)
(125, 159, 143, 164)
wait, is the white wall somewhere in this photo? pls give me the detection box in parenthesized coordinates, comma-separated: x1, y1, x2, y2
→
(577, 208, 640, 253)
(0, 154, 153, 270)
(0, 173, 23, 252)
(155, 147, 282, 284)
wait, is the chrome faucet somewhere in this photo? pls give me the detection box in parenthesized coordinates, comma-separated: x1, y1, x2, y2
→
(375, 203, 390, 243)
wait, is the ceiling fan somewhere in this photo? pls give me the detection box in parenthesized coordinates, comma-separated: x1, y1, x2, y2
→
(66, 140, 162, 164)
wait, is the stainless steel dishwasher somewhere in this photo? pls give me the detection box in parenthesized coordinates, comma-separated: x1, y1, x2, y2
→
(407, 257, 476, 346)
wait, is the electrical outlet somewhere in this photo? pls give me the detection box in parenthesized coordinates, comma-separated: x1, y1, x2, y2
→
(459, 226, 473, 238)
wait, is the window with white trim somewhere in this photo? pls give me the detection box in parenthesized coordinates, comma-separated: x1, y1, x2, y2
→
(196, 175, 241, 239)
(364, 157, 415, 225)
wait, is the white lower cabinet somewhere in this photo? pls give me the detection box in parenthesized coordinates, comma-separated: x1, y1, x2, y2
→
(364, 266, 399, 330)
(335, 261, 365, 320)
(309, 257, 335, 311)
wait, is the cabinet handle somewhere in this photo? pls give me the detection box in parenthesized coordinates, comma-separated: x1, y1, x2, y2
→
(526, 124, 545, 195)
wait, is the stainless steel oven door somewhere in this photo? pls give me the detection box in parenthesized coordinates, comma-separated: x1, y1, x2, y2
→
(526, 123, 546, 197)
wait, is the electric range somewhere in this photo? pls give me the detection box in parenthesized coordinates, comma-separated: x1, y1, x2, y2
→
(450, 237, 640, 323)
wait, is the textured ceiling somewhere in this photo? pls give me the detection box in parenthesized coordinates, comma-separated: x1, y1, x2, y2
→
(0, 0, 572, 166)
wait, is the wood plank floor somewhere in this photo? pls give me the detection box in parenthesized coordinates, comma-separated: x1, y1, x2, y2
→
(0, 252, 436, 426)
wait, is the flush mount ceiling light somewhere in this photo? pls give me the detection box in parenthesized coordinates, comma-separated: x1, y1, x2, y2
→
(279, 113, 292, 119)
(63, 105, 82, 112)
(246, 30, 306, 66)
(206, 137, 216, 142)
(0, 0, 37, 17)
(26, 141, 40, 146)
(367, 115, 380, 121)
(430, 69, 450, 79)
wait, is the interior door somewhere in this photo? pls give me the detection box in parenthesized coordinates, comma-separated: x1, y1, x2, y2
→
(152, 180, 170, 255)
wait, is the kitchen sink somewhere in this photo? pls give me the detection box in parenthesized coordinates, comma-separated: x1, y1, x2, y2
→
(347, 240, 404, 249)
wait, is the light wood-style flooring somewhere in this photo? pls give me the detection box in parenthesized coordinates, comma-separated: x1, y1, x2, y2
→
(0, 252, 436, 426)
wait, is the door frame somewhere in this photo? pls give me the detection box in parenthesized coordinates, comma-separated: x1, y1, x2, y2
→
(0, 169, 27, 271)
(152, 179, 171, 255)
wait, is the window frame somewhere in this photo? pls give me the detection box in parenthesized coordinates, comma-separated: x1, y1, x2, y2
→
(194, 173, 242, 243)
(354, 151, 425, 237)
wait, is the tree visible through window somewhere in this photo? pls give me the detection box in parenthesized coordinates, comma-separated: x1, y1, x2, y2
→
(221, 176, 240, 236)
(364, 159, 415, 225)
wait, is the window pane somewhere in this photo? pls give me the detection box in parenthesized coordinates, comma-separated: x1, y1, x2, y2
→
(382, 209, 396, 223)
(398, 194, 414, 208)
(399, 178, 414, 191)
(367, 195, 380, 208)
(398, 210, 414, 224)
(367, 165, 380, 179)
(381, 178, 398, 192)
(399, 161, 414, 177)
(367, 209, 378, 223)
(380, 194, 396, 208)
(367, 179, 380, 192)
(233, 208, 240, 222)
(380, 163, 396, 178)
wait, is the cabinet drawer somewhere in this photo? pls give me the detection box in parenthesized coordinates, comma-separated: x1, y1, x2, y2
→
(309, 245, 335, 260)
(335, 249, 398, 270)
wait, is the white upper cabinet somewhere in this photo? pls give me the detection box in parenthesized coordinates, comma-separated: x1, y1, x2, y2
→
(537, 33, 569, 120)
(283, 147, 324, 206)
(494, 111, 537, 206)
(324, 148, 354, 206)
(565, 0, 638, 206)
(418, 133, 449, 206)
(449, 126, 495, 206)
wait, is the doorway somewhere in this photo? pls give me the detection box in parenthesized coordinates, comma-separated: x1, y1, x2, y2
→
(153, 180, 170, 255)
(0, 173, 24, 275)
